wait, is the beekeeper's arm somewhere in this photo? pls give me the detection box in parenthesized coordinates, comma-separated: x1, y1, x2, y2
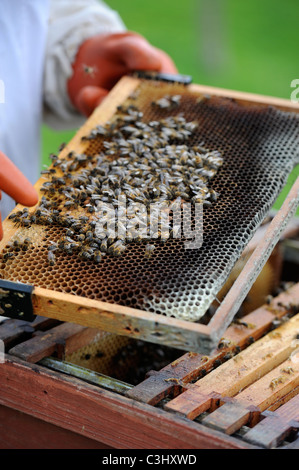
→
(43, 0, 177, 128)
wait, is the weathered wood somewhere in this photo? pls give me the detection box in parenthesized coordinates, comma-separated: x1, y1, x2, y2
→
(0, 355, 257, 449)
(0, 404, 111, 449)
(8, 322, 101, 363)
(267, 385, 299, 411)
(30, 286, 215, 353)
(202, 402, 253, 436)
(165, 313, 299, 419)
(201, 357, 299, 434)
(127, 283, 299, 404)
(188, 83, 299, 112)
(0, 316, 58, 348)
(243, 394, 299, 448)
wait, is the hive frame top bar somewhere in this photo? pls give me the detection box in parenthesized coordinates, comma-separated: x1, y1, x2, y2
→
(1, 75, 299, 354)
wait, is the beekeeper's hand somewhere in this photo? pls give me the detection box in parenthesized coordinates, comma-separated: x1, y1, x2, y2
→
(67, 31, 178, 117)
(0, 151, 38, 240)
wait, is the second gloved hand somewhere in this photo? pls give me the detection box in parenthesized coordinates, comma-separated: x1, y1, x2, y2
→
(67, 31, 178, 117)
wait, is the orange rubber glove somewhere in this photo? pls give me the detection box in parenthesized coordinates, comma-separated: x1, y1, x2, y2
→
(0, 151, 38, 240)
(67, 31, 178, 117)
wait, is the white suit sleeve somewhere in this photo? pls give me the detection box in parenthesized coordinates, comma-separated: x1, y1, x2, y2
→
(43, 0, 126, 130)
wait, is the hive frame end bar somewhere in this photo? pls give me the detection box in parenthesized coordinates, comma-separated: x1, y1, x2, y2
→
(207, 175, 299, 346)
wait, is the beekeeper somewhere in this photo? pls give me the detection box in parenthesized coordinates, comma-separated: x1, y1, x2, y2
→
(0, 0, 177, 239)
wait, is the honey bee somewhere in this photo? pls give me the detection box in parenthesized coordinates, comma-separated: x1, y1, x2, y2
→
(144, 244, 156, 258)
(41, 168, 56, 176)
(47, 250, 56, 266)
(76, 234, 86, 242)
(3, 252, 14, 260)
(21, 238, 31, 251)
(269, 376, 286, 390)
(64, 200, 76, 209)
(66, 228, 75, 237)
(100, 239, 108, 253)
(108, 239, 126, 256)
(58, 142, 66, 152)
(85, 231, 94, 242)
(82, 64, 97, 77)
(62, 243, 73, 254)
(191, 195, 203, 205)
(49, 153, 58, 162)
(21, 218, 32, 227)
(48, 242, 58, 251)
(86, 205, 95, 213)
(217, 338, 232, 349)
(79, 250, 93, 260)
(209, 189, 219, 202)
(93, 250, 102, 264)
(151, 94, 181, 110)
(280, 366, 294, 375)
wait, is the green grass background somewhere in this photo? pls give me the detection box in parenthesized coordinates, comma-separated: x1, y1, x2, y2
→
(41, 0, 299, 211)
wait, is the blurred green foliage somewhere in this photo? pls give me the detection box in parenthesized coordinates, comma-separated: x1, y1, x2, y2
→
(42, 0, 299, 211)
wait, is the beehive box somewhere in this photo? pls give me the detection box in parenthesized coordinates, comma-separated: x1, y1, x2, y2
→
(1, 218, 299, 449)
(1, 276, 299, 448)
(1, 75, 299, 353)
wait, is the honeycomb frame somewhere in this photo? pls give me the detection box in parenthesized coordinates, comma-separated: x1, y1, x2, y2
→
(1, 76, 299, 354)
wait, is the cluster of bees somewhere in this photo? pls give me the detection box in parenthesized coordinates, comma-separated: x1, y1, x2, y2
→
(151, 94, 181, 110)
(7, 96, 223, 266)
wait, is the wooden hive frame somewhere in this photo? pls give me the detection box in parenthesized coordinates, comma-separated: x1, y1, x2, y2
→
(1, 75, 299, 354)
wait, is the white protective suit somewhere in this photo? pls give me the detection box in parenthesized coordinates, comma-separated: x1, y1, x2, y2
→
(0, 0, 126, 219)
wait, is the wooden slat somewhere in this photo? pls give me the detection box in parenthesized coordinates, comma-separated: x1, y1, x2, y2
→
(8, 323, 101, 363)
(202, 402, 253, 436)
(0, 355, 257, 449)
(243, 394, 299, 448)
(267, 385, 299, 411)
(188, 83, 299, 112)
(127, 282, 299, 404)
(165, 312, 299, 419)
(0, 316, 58, 348)
(201, 357, 299, 434)
(30, 286, 215, 353)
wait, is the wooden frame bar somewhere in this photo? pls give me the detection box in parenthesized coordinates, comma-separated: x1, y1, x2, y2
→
(164, 312, 299, 420)
(0, 355, 256, 449)
(126, 282, 299, 404)
(243, 394, 299, 448)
